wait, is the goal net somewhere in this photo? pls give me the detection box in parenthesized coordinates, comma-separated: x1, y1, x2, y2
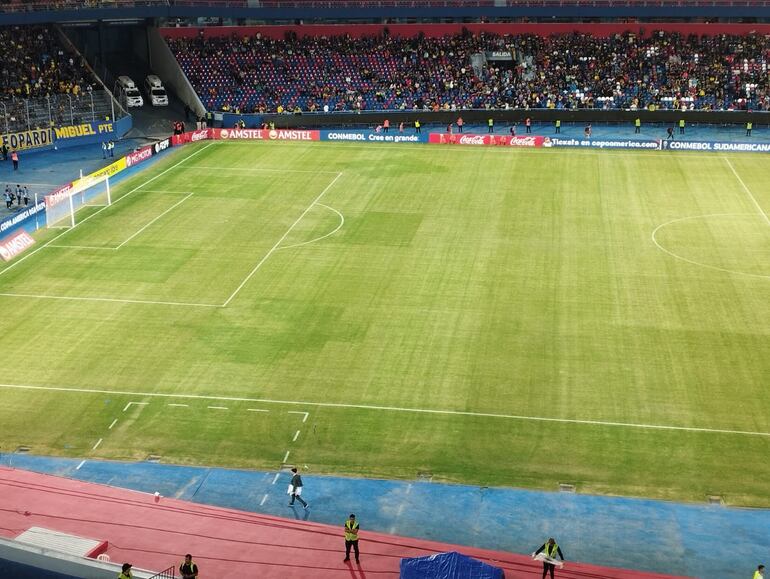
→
(45, 174, 112, 229)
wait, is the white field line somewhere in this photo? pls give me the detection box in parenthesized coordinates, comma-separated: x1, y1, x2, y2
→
(247, 408, 269, 413)
(288, 411, 310, 423)
(279, 203, 344, 250)
(123, 401, 149, 412)
(221, 172, 343, 307)
(115, 192, 194, 250)
(76, 460, 86, 470)
(27, 193, 194, 252)
(724, 157, 770, 228)
(292, 430, 301, 442)
(182, 165, 340, 175)
(92, 438, 103, 450)
(650, 213, 770, 280)
(0, 142, 214, 278)
(0, 292, 221, 308)
(260, 493, 269, 506)
(283, 451, 291, 463)
(47, 245, 114, 250)
(207, 406, 228, 410)
(168, 403, 189, 407)
(108, 419, 118, 430)
(1, 382, 768, 438)
(271, 472, 280, 485)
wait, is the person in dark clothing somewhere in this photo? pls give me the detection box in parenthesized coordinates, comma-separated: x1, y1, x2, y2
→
(534, 538, 565, 579)
(1, 143, 7, 161)
(667, 126, 675, 140)
(179, 553, 198, 579)
(288, 467, 308, 508)
(343, 514, 360, 563)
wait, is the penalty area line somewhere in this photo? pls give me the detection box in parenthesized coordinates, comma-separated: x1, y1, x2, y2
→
(0, 382, 768, 439)
(0, 142, 215, 279)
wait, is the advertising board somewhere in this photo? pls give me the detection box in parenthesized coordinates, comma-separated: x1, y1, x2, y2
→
(322, 130, 426, 143)
(428, 133, 545, 147)
(211, 128, 320, 141)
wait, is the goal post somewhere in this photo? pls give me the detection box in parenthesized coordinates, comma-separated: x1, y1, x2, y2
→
(45, 174, 112, 229)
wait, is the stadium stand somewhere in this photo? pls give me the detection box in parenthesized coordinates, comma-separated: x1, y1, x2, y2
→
(0, 25, 113, 133)
(166, 30, 770, 114)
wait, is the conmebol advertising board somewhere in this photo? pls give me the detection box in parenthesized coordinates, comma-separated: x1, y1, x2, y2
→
(322, 130, 427, 143)
(661, 140, 770, 152)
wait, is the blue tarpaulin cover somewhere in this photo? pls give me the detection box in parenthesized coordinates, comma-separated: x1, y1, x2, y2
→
(399, 551, 504, 579)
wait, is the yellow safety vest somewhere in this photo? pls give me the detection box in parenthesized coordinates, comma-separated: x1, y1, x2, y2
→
(345, 519, 359, 541)
(747, 122, 753, 130)
(679, 119, 685, 127)
(545, 542, 559, 558)
(555, 120, 561, 127)
(635, 118, 640, 126)
(488, 119, 493, 126)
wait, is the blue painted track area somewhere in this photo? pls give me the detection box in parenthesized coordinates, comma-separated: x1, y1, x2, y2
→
(4, 454, 768, 579)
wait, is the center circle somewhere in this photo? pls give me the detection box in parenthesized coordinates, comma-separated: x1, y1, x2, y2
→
(652, 213, 770, 279)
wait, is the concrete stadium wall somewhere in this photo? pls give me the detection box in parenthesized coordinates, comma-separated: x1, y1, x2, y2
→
(159, 22, 770, 40)
(0, 538, 156, 579)
(147, 26, 206, 119)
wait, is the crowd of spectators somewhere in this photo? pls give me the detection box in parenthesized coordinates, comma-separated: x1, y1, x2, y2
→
(0, 25, 97, 132)
(167, 29, 770, 114)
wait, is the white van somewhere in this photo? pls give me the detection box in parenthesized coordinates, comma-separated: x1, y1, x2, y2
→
(145, 74, 169, 107)
(117, 76, 143, 108)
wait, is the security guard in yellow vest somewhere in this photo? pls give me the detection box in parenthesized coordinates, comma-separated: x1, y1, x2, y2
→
(117, 562, 132, 579)
(414, 119, 421, 134)
(343, 513, 360, 563)
(679, 118, 686, 135)
(754, 564, 765, 579)
(488, 117, 494, 133)
(534, 537, 564, 579)
(635, 117, 641, 133)
(555, 119, 561, 134)
(179, 553, 199, 578)
(747, 121, 753, 137)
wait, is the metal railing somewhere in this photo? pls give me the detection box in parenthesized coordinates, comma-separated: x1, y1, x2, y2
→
(147, 566, 176, 579)
(0, 90, 121, 134)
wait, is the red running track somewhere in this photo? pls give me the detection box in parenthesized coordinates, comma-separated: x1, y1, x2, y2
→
(0, 467, 692, 578)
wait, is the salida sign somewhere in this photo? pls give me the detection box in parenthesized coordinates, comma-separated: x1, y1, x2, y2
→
(428, 133, 545, 147)
(212, 128, 320, 141)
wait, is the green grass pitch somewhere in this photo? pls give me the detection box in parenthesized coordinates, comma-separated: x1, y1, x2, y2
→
(0, 141, 769, 506)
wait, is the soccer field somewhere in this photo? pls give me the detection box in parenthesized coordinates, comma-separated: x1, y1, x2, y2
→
(1, 141, 769, 506)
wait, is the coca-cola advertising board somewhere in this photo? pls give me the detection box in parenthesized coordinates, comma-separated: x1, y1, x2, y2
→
(172, 129, 211, 146)
(428, 133, 544, 147)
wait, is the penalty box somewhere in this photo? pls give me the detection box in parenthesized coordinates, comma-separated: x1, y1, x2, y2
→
(0, 163, 343, 308)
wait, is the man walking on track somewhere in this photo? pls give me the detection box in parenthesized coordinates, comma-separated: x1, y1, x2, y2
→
(288, 467, 308, 508)
(534, 537, 565, 579)
(343, 513, 360, 563)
